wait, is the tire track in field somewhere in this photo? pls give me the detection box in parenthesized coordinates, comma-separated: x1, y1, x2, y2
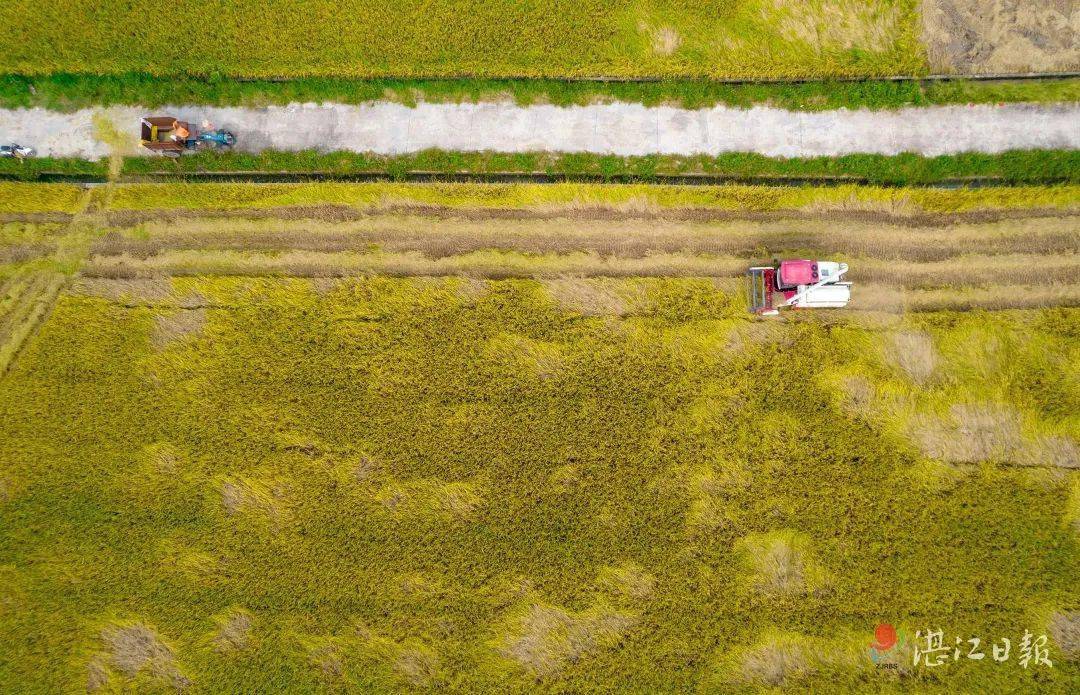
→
(0, 188, 99, 376)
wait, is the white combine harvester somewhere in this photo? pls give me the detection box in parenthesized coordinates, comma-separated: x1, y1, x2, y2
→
(747, 259, 852, 315)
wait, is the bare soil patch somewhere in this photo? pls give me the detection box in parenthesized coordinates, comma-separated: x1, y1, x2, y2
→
(213, 610, 253, 653)
(544, 277, 642, 316)
(395, 647, 440, 687)
(500, 603, 634, 677)
(221, 477, 285, 521)
(913, 403, 1079, 467)
(740, 638, 810, 687)
(888, 330, 937, 383)
(596, 563, 656, 603)
(0, 212, 73, 224)
(1049, 611, 1080, 659)
(100, 623, 190, 689)
(738, 528, 829, 595)
(0, 242, 54, 264)
(922, 0, 1080, 73)
(152, 308, 207, 350)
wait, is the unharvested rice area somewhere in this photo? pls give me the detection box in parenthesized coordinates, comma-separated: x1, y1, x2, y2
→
(0, 1, 923, 79)
(0, 277, 1077, 692)
(100, 182, 1080, 216)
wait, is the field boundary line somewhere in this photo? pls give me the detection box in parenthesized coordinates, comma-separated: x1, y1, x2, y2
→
(230, 72, 1080, 85)
(4, 172, 1076, 188)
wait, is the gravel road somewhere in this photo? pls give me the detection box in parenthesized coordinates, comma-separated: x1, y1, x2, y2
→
(1, 101, 1077, 159)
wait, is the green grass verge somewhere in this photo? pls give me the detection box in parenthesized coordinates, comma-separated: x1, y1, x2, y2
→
(119, 149, 1080, 186)
(2, 74, 1078, 112)
(0, 277, 1076, 691)
(0, 1, 924, 80)
(6, 150, 1074, 187)
(0, 157, 107, 181)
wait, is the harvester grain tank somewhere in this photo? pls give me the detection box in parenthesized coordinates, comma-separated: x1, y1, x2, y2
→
(747, 259, 852, 315)
(139, 117, 235, 156)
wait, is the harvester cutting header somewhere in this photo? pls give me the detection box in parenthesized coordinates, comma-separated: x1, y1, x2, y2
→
(748, 259, 852, 315)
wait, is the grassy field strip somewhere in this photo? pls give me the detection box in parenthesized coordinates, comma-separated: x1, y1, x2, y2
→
(99, 182, 1080, 214)
(93, 215, 1080, 262)
(3, 74, 1079, 113)
(6, 149, 1080, 187)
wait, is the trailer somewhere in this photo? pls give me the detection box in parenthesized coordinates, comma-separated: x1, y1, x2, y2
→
(748, 259, 852, 315)
(140, 116, 235, 157)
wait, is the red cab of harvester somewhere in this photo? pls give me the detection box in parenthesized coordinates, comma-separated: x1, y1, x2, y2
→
(747, 259, 852, 315)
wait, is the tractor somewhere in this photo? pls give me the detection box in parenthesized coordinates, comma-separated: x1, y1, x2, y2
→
(139, 116, 235, 157)
(747, 259, 852, 315)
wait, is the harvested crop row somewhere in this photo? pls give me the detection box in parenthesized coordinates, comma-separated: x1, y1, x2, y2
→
(100, 183, 1080, 215)
(67, 276, 1080, 316)
(80, 248, 1080, 291)
(92, 215, 1080, 262)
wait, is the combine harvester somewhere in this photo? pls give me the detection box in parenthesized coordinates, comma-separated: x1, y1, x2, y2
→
(748, 259, 852, 315)
(140, 116, 235, 157)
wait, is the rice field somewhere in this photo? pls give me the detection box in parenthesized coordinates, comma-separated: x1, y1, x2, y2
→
(0, 182, 1078, 691)
(0, 1, 925, 80)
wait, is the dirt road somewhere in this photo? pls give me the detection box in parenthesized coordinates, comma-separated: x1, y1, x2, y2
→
(1, 101, 1077, 159)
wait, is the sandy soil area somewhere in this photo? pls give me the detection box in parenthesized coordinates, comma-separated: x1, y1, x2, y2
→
(922, 0, 1079, 73)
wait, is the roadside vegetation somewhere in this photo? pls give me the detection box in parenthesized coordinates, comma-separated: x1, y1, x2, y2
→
(1, 74, 1077, 112)
(3, 150, 1078, 186)
(121, 149, 1080, 186)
